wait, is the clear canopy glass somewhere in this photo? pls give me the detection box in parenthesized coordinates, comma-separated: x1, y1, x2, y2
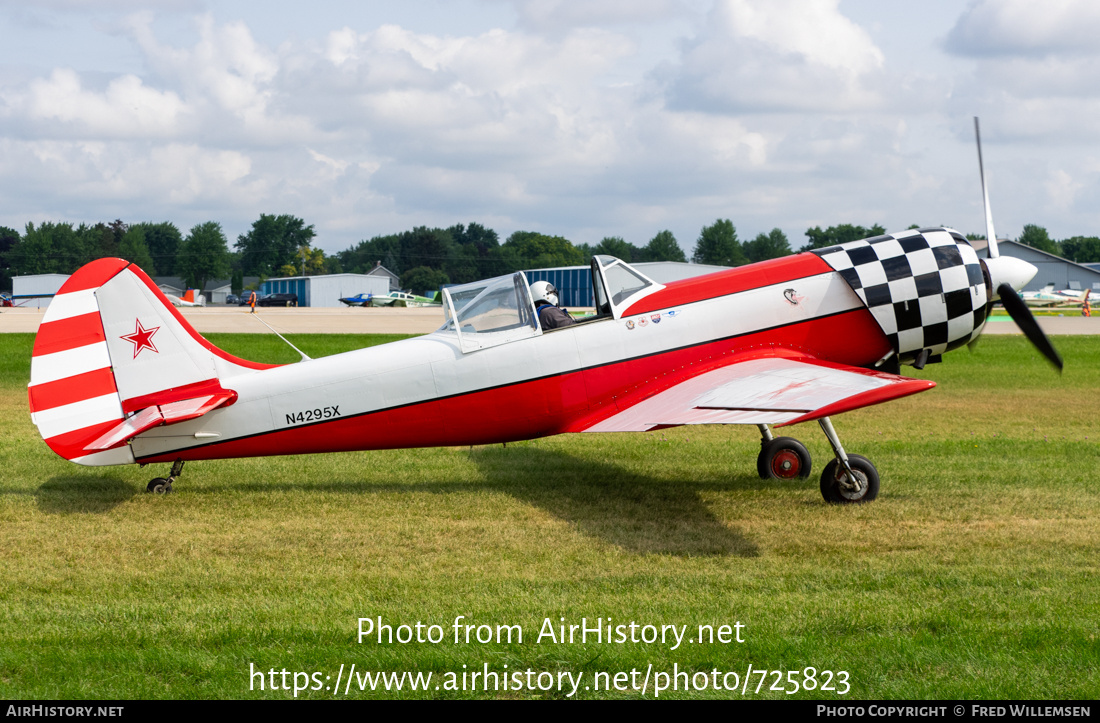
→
(439, 272, 538, 351)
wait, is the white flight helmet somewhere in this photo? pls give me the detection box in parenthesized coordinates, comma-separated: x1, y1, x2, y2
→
(530, 280, 560, 307)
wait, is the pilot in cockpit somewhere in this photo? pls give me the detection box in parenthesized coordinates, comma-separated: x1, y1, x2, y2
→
(530, 281, 576, 330)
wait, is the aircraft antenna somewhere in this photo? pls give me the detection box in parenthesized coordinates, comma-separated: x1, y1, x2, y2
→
(249, 312, 312, 361)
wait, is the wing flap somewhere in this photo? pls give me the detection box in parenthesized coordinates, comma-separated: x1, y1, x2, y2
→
(582, 356, 934, 433)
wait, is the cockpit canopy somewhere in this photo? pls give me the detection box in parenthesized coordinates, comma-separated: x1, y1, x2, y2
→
(437, 256, 663, 353)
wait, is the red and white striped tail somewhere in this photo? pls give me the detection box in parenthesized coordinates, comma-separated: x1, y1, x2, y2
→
(29, 258, 270, 466)
(29, 259, 131, 466)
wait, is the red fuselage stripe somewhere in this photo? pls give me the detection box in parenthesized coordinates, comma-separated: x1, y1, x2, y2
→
(137, 307, 892, 463)
(623, 253, 833, 316)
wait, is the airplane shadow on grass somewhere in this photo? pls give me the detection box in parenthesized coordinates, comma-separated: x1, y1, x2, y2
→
(35, 475, 136, 514)
(468, 446, 761, 558)
(31, 448, 765, 558)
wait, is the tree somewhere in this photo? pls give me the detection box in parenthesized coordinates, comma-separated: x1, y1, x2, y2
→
(278, 247, 326, 277)
(10, 222, 90, 275)
(799, 223, 886, 252)
(0, 226, 20, 291)
(236, 214, 316, 277)
(743, 228, 791, 263)
(692, 219, 745, 266)
(82, 220, 124, 260)
(502, 231, 584, 269)
(444, 243, 480, 285)
(641, 230, 686, 263)
(592, 236, 640, 263)
(132, 222, 182, 276)
(400, 266, 449, 294)
(447, 222, 501, 279)
(1060, 236, 1100, 263)
(178, 222, 231, 292)
(402, 226, 453, 270)
(448, 222, 499, 254)
(338, 233, 404, 275)
(1017, 224, 1059, 255)
(118, 226, 156, 273)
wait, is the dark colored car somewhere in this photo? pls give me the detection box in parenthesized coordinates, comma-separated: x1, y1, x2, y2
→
(238, 291, 259, 306)
(257, 293, 298, 307)
(225, 294, 239, 305)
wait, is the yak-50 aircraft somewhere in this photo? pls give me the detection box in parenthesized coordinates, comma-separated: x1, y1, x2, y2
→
(27, 121, 1062, 503)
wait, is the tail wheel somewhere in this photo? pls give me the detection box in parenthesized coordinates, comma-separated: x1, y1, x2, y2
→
(820, 454, 879, 504)
(146, 478, 172, 494)
(757, 437, 812, 480)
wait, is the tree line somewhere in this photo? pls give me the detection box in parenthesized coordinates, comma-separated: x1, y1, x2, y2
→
(2, 216, 1095, 295)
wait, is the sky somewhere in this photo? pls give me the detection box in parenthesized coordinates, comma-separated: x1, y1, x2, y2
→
(2, 0, 1100, 257)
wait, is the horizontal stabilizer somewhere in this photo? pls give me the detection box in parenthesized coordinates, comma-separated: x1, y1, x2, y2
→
(85, 388, 236, 451)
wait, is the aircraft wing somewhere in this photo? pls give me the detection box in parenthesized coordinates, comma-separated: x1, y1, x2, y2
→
(581, 356, 935, 432)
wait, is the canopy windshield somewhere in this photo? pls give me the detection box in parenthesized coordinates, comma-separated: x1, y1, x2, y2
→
(592, 255, 663, 317)
(440, 272, 538, 352)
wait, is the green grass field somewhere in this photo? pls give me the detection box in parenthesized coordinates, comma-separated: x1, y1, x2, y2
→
(0, 333, 1097, 699)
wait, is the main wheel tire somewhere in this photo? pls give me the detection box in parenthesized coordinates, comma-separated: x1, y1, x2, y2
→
(146, 478, 172, 494)
(820, 454, 879, 504)
(757, 437, 812, 480)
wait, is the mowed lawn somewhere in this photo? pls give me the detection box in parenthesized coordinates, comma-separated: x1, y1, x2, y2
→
(0, 333, 1097, 699)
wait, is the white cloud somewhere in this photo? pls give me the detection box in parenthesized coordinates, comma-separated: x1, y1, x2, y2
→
(945, 0, 1100, 58)
(509, 0, 687, 32)
(657, 0, 886, 113)
(1045, 168, 1083, 211)
(3, 4, 1100, 253)
(20, 68, 186, 138)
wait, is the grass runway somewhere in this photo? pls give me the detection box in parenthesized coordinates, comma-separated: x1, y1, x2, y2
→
(0, 334, 1097, 699)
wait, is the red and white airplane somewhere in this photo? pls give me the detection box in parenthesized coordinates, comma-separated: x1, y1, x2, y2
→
(26, 123, 1060, 503)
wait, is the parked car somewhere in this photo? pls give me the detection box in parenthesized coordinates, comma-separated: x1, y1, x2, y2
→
(226, 294, 239, 305)
(257, 293, 298, 307)
(238, 291, 259, 306)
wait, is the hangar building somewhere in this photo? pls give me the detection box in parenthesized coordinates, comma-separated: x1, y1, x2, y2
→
(972, 240, 1100, 292)
(261, 273, 390, 307)
(12, 273, 69, 308)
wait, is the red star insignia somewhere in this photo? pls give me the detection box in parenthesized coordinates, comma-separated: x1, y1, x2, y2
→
(120, 319, 160, 359)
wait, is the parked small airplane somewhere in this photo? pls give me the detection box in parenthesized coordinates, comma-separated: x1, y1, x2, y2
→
(26, 120, 1061, 503)
(370, 291, 442, 308)
(165, 289, 205, 308)
(338, 292, 374, 307)
(340, 290, 440, 307)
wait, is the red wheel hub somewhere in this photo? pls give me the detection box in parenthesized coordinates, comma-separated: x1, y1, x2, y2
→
(770, 449, 802, 479)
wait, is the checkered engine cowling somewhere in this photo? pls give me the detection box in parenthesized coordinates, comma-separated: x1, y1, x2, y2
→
(811, 228, 989, 365)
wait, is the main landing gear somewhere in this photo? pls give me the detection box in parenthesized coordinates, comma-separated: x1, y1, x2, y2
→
(146, 459, 184, 494)
(756, 425, 812, 480)
(756, 419, 879, 504)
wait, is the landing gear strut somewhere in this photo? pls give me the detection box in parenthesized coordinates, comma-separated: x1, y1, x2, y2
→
(146, 459, 184, 494)
(817, 417, 879, 503)
(756, 424, 812, 480)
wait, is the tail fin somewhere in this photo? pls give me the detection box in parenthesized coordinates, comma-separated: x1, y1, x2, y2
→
(28, 258, 274, 466)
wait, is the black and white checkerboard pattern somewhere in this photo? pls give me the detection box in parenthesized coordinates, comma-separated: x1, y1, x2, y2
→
(812, 228, 988, 361)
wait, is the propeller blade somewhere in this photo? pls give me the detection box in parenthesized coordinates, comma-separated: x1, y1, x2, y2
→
(997, 283, 1063, 372)
(975, 117, 999, 259)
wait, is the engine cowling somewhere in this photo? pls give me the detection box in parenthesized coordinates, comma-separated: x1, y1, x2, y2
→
(811, 227, 990, 367)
